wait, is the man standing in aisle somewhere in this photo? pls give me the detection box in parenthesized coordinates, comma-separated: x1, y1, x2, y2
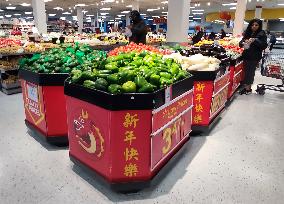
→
(128, 10, 147, 44)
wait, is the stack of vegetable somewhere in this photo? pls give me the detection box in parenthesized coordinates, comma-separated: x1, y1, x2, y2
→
(0, 38, 22, 54)
(71, 51, 190, 94)
(108, 42, 171, 56)
(19, 44, 107, 73)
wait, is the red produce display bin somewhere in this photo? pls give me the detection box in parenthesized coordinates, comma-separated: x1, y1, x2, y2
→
(227, 61, 243, 99)
(64, 77, 194, 191)
(19, 69, 69, 145)
(190, 65, 230, 132)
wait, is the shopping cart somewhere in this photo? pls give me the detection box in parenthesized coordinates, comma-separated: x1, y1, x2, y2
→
(256, 52, 284, 95)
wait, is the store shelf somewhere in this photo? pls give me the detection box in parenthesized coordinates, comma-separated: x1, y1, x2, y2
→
(1, 87, 22, 95)
(0, 67, 19, 73)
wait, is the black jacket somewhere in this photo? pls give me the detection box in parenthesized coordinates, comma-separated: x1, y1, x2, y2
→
(130, 20, 147, 44)
(239, 30, 267, 61)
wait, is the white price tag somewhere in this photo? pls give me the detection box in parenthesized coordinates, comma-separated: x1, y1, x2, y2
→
(165, 86, 172, 104)
(27, 84, 38, 103)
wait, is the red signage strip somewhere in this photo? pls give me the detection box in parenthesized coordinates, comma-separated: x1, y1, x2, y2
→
(210, 83, 230, 119)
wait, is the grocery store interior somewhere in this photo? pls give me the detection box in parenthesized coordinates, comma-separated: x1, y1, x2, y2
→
(0, 0, 284, 203)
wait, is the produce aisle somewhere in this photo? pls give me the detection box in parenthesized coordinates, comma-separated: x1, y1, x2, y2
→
(0, 71, 283, 203)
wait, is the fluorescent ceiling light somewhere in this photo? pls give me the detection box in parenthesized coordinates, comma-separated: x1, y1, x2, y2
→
(121, 10, 130, 13)
(126, 5, 132, 7)
(117, 14, 125, 17)
(193, 12, 203, 15)
(110, 20, 114, 21)
(189, 20, 193, 22)
(86, 14, 94, 16)
(86, 17, 91, 19)
(162, 12, 168, 14)
(161, 1, 168, 4)
(101, 16, 107, 19)
(193, 17, 201, 20)
(222, 3, 237, 6)
(48, 14, 56, 16)
(75, 4, 87, 7)
(62, 12, 71, 14)
(192, 9, 204, 12)
(152, 16, 160, 18)
(230, 7, 236, 10)
(26, 17, 33, 19)
(140, 13, 146, 16)
(148, 18, 153, 20)
(189, 15, 193, 18)
(115, 17, 121, 19)
(5, 15, 12, 17)
(102, 0, 115, 2)
(44, 0, 53, 2)
(54, 7, 63, 10)
(25, 12, 32, 14)
(190, 6, 196, 9)
(6, 6, 16, 10)
(101, 13, 109, 15)
(100, 8, 111, 10)
(0, 16, 3, 19)
(13, 13, 21, 16)
(20, 3, 30, 7)
(278, 4, 284, 6)
(147, 8, 160, 11)
(0, 9, 3, 12)
(60, 17, 66, 20)
(153, 24, 156, 25)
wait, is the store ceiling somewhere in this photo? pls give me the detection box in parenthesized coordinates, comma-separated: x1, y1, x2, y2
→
(0, 0, 283, 21)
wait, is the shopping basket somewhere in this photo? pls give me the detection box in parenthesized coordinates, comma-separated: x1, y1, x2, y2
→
(256, 52, 284, 95)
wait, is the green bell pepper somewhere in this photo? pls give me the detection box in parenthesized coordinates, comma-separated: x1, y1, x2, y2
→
(159, 72, 172, 79)
(122, 81, 136, 93)
(108, 84, 122, 94)
(138, 83, 155, 93)
(71, 69, 82, 83)
(83, 80, 96, 89)
(107, 74, 119, 84)
(134, 76, 147, 88)
(94, 78, 108, 91)
(149, 74, 160, 86)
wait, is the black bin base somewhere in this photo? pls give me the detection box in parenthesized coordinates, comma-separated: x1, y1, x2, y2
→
(25, 120, 68, 146)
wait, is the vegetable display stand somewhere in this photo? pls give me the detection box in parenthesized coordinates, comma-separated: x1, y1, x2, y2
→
(19, 69, 69, 146)
(227, 59, 243, 100)
(64, 77, 193, 192)
(190, 67, 230, 133)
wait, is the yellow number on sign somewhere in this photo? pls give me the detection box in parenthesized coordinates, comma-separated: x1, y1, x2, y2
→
(162, 128, 172, 154)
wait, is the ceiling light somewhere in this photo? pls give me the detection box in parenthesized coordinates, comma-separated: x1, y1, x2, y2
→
(101, 16, 107, 19)
(110, 20, 114, 21)
(102, 0, 115, 2)
(189, 20, 193, 22)
(54, 7, 63, 10)
(189, 15, 193, 18)
(192, 9, 204, 12)
(121, 10, 130, 13)
(192, 13, 203, 15)
(5, 15, 12, 17)
(162, 12, 168, 14)
(116, 1, 119, 3)
(48, 14, 56, 16)
(148, 18, 153, 20)
(86, 14, 94, 17)
(147, 8, 160, 11)
(278, 3, 284, 6)
(86, 17, 91, 19)
(0, 9, 3, 12)
(75, 4, 87, 7)
(83, 10, 88, 14)
(230, 7, 236, 10)
(44, 0, 53, 2)
(26, 17, 33, 19)
(126, 5, 132, 7)
(6, 6, 16, 10)
(152, 16, 160, 18)
(222, 3, 237, 6)
(115, 17, 121, 19)
(20, 3, 30, 6)
(207, 2, 210, 6)
(140, 13, 146, 16)
(193, 17, 201, 20)
(100, 8, 111, 10)
(25, 12, 32, 14)
(0, 16, 3, 19)
(161, 1, 168, 4)
(100, 13, 109, 15)
(63, 12, 71, 14)
(190, 6, 196, 9)
(117, 14, 125, 17)
(60, 17, 66, 20)
(13, 13, 21, 16)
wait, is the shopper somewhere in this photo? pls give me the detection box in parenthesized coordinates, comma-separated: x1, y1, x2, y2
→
(128, 10, 147, 44)
(220, 29, 226, 39)
(239, 18, 267, 95)
(268, 31, 277, 51)
(208, 32, 216, 41)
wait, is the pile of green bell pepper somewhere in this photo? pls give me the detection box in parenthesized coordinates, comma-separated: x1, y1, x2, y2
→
(19, 43, 107, 74)
(73, 51, 190, 94)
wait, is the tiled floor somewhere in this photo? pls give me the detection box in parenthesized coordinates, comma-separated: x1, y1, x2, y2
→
(0, 61, 283, 204)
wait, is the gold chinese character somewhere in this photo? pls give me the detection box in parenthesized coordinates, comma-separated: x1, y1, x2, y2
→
(196, 83, 205, 93)
(124, 131, 136, 145)
(193, 114, 203, 124)
(124, 147, 139, 161)
(195, 94, 204, 103)
(195, 104, 203, 113)
(123, 113, 139, 128)
(124, 163, 138, 177)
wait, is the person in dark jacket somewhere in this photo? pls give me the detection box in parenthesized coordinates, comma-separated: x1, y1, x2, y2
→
(239, 18, 267, 95)
(128, 10, 147, 44)
(267, 31, 277, 51)
(208, 32, 216, 40)
(220, 29, 226, 39)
